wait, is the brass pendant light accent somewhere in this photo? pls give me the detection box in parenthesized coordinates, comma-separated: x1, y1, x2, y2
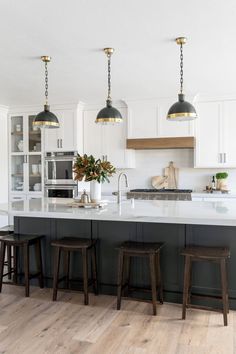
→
(95, 48, 123, 124)
(167, 37, 197, 121)
(33, 56, 59, 128)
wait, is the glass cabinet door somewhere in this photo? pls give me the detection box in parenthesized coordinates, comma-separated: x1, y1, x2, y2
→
(11, 155, 25, 192)
(10, 116, 24, 153)
(28, 155, 42, 192)
(28, 115, 41, 153)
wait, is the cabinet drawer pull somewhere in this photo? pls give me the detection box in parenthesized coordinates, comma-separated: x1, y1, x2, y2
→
(219, 153, 222, 163)
(60, 139, 62, 148)
(57, 139, 59, 148)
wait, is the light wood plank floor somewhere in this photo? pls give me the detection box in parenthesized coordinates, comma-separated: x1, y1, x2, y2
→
(0, 285, 235, 354)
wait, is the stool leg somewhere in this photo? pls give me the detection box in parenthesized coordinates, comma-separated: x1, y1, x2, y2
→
(220, 259, 228, 326)
(35, 239, 44, 289)
(149, 253, 157, 316)
(156, 252, 163, 304)
(7, 245, 12, 280)
(182, 255, 191, 320)
(64, 250, 70, 289)
(13, 246, 18, 284)
(91, 245, 98, 295)
(123, 256, 131, 297)
(0, 242, 6, 292)
(82, 248, 89, 305)
(23, 243, 30, 297)
(117, 250, 124, 310)
(52, 247, 61, 301)
(188, 258, 192, 305)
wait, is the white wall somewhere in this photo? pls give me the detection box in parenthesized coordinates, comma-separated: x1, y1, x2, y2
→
(79, 149, 236, 195)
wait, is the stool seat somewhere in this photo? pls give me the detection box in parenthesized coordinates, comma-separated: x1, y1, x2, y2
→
(51, 237, 96, 249)
(0, 225, 14, 236)
(0, 233, 44, 244)
(181, 246, 230, 259)
(119, 241, 164, 254)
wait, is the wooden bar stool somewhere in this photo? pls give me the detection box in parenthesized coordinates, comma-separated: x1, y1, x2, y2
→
(117, 241, 164, 315)
(0, 234, 44, 297)
(51, 237, 98, 305)
(0, 225, 14, 280)
(181, 246, 230, 326)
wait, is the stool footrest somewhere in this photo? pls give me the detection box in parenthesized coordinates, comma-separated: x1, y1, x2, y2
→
(191, 292, 222, 302)
(187, 304, 223, 313)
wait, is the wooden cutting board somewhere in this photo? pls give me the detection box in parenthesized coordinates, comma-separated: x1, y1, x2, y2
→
(164, 161, 179, 189)
(151, 176, 168, 189)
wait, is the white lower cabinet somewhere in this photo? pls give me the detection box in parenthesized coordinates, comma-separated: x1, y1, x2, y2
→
(195, 98, 236, 168)
(83, 104, 135, 168)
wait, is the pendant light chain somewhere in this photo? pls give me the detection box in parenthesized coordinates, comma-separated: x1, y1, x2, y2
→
(180, 43, 184, 94)
(107, 53, 111, 101)
(45, 61, 49, 105)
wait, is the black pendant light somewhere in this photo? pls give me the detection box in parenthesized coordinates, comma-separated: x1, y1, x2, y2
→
(167, 37, 197, 121)
(96, 48, 123, 124)
(33, 56, 59, 128)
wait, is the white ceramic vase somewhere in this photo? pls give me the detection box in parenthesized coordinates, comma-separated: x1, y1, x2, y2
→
(90, 180, 101, 203)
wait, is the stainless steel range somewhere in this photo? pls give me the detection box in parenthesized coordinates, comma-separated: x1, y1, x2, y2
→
(127, 189, 192, 201)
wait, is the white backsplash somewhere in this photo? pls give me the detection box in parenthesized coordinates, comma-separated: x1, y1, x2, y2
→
(78, 149, 236, 195)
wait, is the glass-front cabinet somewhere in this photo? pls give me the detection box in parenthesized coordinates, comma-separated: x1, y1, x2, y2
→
(9, 114, 43, 198)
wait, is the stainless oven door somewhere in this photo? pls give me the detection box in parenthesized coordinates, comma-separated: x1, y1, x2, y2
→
(45, 157, 75, 185)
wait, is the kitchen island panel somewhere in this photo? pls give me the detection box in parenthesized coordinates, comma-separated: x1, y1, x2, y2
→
(12, 216, 236, 309)
(96, 221, 137, 294)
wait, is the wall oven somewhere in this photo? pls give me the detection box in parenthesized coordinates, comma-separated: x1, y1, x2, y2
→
(45, 184, 78, 198)
(45, 151, 76, 185)
(45, 151, 77, 198)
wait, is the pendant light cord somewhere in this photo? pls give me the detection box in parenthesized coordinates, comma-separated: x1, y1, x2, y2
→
(180, 43, 183, 94)
(45, 61, 49, 105)
(107, 54, 111, 101)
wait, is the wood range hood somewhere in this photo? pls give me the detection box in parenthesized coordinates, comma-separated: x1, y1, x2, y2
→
(126, 136, 195, 150)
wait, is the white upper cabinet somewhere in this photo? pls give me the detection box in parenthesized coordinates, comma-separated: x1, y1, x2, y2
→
(83, 109, 103, 157)
(222, 100, 236, 167)
(44, 107, 77, 152)
(83, 103, 135, 168)
(127, 98, 195, 139)
(195, 101, 222, 167)
(195, 98, 236, 168)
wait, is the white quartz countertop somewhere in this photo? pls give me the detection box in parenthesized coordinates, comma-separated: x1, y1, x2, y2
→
(1, 197, 236, 226)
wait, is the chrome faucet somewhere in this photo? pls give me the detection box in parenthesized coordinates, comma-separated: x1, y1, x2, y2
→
(117, 172, 129, 203)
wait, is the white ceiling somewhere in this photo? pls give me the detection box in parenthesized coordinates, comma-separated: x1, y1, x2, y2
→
(0, 0, 236, 106)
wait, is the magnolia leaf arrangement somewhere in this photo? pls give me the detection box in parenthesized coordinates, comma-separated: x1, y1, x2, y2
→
(73, 154, 116, 183)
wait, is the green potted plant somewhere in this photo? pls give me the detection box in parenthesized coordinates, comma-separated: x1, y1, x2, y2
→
(73, 154, 116, 202)
(215, 172, 228, 191)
